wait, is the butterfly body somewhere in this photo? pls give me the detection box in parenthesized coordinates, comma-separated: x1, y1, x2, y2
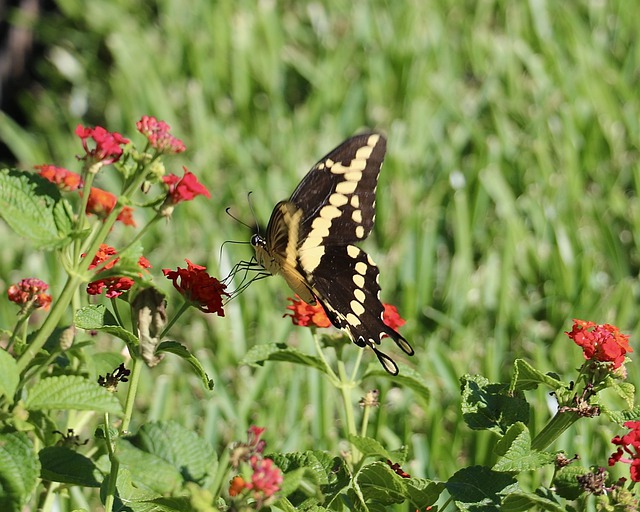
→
(251, 133, 413, 375)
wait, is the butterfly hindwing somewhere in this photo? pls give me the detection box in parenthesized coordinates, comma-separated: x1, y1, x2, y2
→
(309, 245, 414, 375)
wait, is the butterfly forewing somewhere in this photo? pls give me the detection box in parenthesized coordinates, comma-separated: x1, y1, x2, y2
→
(291, 133, 385, 249)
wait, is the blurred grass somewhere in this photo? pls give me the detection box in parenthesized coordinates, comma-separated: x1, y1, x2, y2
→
(1, 0, 640, 505)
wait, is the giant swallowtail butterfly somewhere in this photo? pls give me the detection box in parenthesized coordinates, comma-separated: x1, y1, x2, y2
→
(251, 133, 414, 375)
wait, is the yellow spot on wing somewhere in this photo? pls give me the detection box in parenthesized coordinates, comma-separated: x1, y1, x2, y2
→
(329, 193, 348, 206)
(352, 210, 362, 223)
(350, 300, 365, 316)
(355, 225, 365, 238)
(346, 313, 362, 327)
(336, 180, 358, 195)
(354, 289, 366, 303)
(355, 262, 367, 275)
(353, 274, 365, 288)
(347, 245, 360, 258)
(350, 196, 360, 208)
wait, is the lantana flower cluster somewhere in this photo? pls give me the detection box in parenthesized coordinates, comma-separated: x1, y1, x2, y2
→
(565, 319, 633, 369)
(609, 421, 640, 482)
(163, 259, 228, 316)
(7, 278, 52, 311)
(228, 426, 283, 508)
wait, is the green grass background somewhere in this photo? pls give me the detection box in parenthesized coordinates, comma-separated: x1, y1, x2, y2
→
(1, 0, 639, 507)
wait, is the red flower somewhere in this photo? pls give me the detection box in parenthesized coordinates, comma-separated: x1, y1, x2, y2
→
(247, 456, 283, 499)
(285, 296, 406, 332)
(85, 244, 151, 298)
(35, 164, 83, 191)
(383, 304, 406, 331)
(609, 421, 640, 482)
(85, 187, 136, 226)
(162, 259, 228, 316)
(285, 295, 332, 328)
(162, 168, 211, 205)
(136, 115, 186, 154)
(75, 124, 129, 164)
(566, 319, 633, 369)
(7, 278, 52, 311)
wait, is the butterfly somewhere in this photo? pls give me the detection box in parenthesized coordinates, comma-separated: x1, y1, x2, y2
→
(251, 133, 414, 375)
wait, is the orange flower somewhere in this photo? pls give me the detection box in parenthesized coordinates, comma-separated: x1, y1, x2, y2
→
(85, 187, 136, 226)
(285, 296, 331, 328)
(228, 476, 248, 497)
(382, 304, 406, 331)
(162, 167, 210, 205)
(35, 164, 83, 191)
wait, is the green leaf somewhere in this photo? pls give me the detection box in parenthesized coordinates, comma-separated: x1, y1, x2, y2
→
(101, 467, 160, 508)
(445, 466, 518, 510)
(0, 432, 40, 511)
(500, 490, 567, 511)
(460, 374, 529, 435)
(509, 359, 564, 393)
(115, 439, 184, 494)
(241, 343, 329, 374)
(271, 450, 338, 486)
(347, 435, 391, 460)
(355, 461, 407, 504)
(602, 404, 640, 425)
(493, 423, 556, 472)
(608, 381, 635, 409)
(157, 341, 214, 390)
(405, 478, 445, 509)
(74, 305, 138, 345)
(128, 421, 216, 485)
(25, 375, 123, 414)
(361, 363, 430, 399)
(553, 464, 590, 500)
(0, 349, 19, 401)
(39, 446, 101, 486)
(0, 169, 74, 249)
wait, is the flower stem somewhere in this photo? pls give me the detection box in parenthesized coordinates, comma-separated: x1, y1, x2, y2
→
(103, 412, 119, 512)
(121, 355, 142, 434)
(531, 410, 580, 452)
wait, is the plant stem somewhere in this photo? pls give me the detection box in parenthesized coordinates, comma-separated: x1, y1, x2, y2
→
(121, 356, 143, 434)
(531, 410, 580, 452)
(103, 412, 119, 512)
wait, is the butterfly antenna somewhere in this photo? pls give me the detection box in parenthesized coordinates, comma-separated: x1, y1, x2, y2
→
(225, 207, 254, 231)
(247, 191, 261, 234)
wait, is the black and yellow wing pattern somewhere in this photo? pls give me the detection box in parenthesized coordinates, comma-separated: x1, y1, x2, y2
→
(251, 133, 414, 375)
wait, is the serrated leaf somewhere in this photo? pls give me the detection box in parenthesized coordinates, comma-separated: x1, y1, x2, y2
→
(269, 451, 335, 486)
(0, 169, 73, 249)
(74, 305, 138, 345)
(460, 374, 529, 435)
(405, 478, 445, 509)
(500, 490, 566, 511)
(0, 432, 40, 510)
(128, 421, 216, 484)
(101, 467, 160, 507)
(116, 439, 183, 494)
(241, 343, 329, 374)
(0, 349, 18, 401)
(362, 363, 430, 399)
(347, 435, 391, 459)
(609, 381, 635, 409)
(493, 423, 556, 472)
(509, 359, 564, 393)
(355, 462, 407, 504)
(25, 375, 123, 414)
(157, 341, 214, 390)
(602, 404, 640, 425)
(39, 446, 101, 486)
(446, 466, 518, 508)
(553, 465, 590, 500)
